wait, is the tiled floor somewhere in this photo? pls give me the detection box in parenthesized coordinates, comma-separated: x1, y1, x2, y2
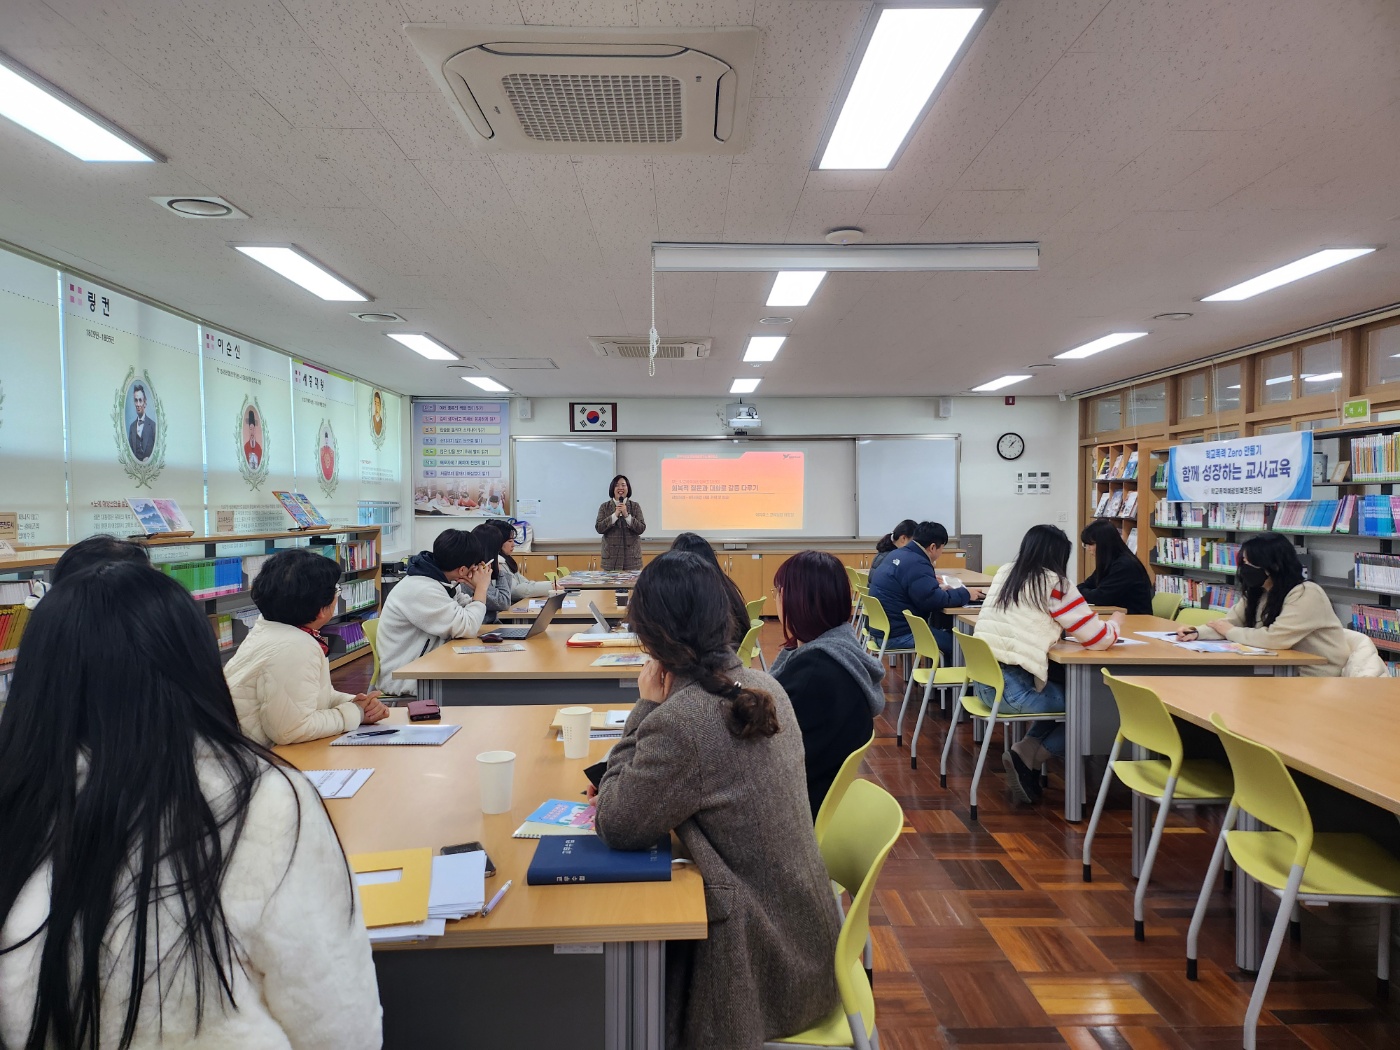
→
(333, 624, 1400, 1048)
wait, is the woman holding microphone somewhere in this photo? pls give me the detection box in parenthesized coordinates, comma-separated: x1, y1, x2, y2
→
(595, 474, 646, 570)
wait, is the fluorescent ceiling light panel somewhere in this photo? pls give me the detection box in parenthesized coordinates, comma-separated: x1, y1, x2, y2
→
(731, 378, 761, 394)
(1264, 375, 1294, 386)
(653, 242, 1037, 272)
(0, 53, 159, 162)
(388, 333, 459, 361)
(744, 336, 786, 362)
(766, 271, 826, 306)
(818, 6, 984, 170)
(234, 246, 368, 302)
(1302, 371, 1343, 383)
(1054, 332, 1148, 360)
(464, 376, 509, 392)
(971, 374, 1030, 392)
(1201, 248, 1375, 302)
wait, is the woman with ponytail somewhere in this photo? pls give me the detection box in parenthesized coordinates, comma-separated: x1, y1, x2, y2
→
(870, 517, 917, 572)
(594, 551, 839, 1050)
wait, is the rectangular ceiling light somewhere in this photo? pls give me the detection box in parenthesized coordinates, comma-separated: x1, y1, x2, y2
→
(0, 53, 160, 162)
(767, 271, 826, 306)
(1302, 371, 1343, 383)
(654, 242, 1037, 272)
(234, 245, 369, 302)
(1054, 332, 1148, 360)
(1202, 248, 1375, 302)
(744, 336, 786, 362)
(388, 333, 459, 361)
(731, 378, 761, 394)
(817, 5, 987, 170)
(971, 374, 1030, 392)
(464, 376, 509, 392)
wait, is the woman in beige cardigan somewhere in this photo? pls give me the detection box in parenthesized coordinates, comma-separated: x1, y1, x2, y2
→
(593, 552, 839, 1050)
(1175, 532, 1348, 676)
(595, 474, 646, 570)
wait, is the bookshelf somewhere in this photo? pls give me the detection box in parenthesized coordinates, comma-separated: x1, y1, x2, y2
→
(0, 525, 383, 702)
(1086, 440, 1156, 575)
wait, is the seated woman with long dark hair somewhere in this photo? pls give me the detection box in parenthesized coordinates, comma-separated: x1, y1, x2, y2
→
(1175, 531, 1349, 675)
(0, 562, 380, 1048)
(770, 550, 885, 816)
(1078, 518, 1153, 614)
(593, 551, 839, 1050)
(870, 518, 917, 573)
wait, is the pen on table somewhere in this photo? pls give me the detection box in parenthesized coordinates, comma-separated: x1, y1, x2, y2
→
(483, 880, 512, 915)
(354, 728, 398, 737)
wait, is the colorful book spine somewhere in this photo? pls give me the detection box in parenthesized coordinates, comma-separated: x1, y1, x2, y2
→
(1350, 433, 1400, 481)
(1354, 553, 1400, 595)
(1352, 604, 1400, 648)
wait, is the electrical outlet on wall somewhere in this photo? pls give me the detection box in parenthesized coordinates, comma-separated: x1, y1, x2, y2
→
(1057, 512, 1068, 523)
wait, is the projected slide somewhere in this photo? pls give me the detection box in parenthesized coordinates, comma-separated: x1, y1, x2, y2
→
(660, 450, 804, 531)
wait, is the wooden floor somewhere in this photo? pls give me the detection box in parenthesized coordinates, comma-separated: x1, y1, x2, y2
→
(334, 623, 1400, 1048)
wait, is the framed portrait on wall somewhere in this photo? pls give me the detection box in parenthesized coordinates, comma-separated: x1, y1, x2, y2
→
(570, 402, 617, 432)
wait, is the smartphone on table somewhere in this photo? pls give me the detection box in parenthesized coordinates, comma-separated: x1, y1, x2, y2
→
(441, 840, 496, 876)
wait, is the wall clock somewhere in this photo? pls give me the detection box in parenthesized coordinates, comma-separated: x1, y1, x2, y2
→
(997, 432, 1025, 461)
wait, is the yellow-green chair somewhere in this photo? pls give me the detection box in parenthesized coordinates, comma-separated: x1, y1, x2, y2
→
(544, 570, 559, 585)
(852, 568, 869, 589)
(983, 564, 1001, 578)
(815, 732, 876, 848)
(1152, 592, 1183, 620)
(858, 596, 915, 672)
(765, 779, 903, 1050)
(737, 624, 763, 669)
(941, 630, 1064, 822)
(1084, 672, 1233, 940)
(1186, 713, 1400, 1050)
(362, 617, 380, 688)
(896, 611, 970, 769)
(747, 596, 766, 628)
(1174, 606, 1216, 627)
(556, 564, 572, 577)
(844, 567, 864, 625)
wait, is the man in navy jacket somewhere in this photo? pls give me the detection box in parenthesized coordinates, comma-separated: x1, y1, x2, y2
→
(866, 521, 982, 660)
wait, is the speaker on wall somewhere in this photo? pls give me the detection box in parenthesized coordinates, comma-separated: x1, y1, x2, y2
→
(518, 398, 533, 420)
(933, 397, 952, 419)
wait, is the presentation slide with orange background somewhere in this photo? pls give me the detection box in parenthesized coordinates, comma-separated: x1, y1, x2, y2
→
(660, 450, 804, 531)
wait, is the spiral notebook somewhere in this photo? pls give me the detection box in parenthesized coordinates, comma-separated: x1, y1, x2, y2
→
(331, 725, 461, 746)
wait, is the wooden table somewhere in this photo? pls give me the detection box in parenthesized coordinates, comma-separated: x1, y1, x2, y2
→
(498, 591, 628, 623)
(560, 572, 639, 590)
(950, 615, 1326, 822)
(1117, 676, 1400, 972)
(943, 569, 992, 589)
(277, 705, 704, 1049)
(396, 624, 644, 707)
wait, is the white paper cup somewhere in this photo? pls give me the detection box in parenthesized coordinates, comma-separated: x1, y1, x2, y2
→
(477, 750, 516, 814)
(559, 706, 594, 760)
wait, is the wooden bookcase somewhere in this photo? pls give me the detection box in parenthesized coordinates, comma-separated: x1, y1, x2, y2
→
(0, 525, 383, 701)
(1084, 440, 1156, 576)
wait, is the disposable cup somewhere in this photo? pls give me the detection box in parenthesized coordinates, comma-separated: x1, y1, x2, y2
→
(559, 706, 593, 760)
(477, 750, 516, 814)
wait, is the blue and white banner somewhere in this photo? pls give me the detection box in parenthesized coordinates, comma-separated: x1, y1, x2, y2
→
(1167, 432, 1312, 503)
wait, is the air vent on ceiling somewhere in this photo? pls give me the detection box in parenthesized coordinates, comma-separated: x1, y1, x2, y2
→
(590, 337, 711, 361)
(404, 25, 758, 155)
(479, 357, 558, 369)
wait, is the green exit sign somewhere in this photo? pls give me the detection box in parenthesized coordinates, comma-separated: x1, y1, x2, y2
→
(1343, 397, 1370, 421)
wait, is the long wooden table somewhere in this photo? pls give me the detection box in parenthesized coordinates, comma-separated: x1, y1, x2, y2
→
(1117, 676, 1400, 972)
(277, 705, 705, 1049)
(498, 591, 629, 623)
(396, 624, 645, 706)
(948, 615, 1326, 822)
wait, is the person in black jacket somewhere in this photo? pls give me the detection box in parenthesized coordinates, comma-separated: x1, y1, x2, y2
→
(769, 551, 886, 817)
(1078, 518, 1154, 615)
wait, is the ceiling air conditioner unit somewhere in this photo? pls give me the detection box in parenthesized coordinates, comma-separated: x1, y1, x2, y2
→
(590, 337, 711, 361)
(404, 25, 758, 155)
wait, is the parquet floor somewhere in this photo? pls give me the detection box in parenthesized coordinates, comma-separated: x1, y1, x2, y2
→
(333, 623, 1400, 1049)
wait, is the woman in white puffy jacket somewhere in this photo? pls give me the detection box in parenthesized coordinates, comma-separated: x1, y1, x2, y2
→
(226, 547, 389, 746)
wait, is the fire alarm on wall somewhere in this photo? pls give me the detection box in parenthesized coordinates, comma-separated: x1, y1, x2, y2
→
(1004, 395, 1016, 406)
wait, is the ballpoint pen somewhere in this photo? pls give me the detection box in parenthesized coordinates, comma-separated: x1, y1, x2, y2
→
(483, 880, 512, 915)
(354, 728, 398, 737)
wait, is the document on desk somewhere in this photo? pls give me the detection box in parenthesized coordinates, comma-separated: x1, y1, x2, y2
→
(303, 768, 373, 798)
(530, 598, 577, 609)
(592, 653, 648, 667)
(1134, 631, 1183, 641)
(453, 642, 527, 654)
(331, 725, 461, 746)
(1112, 638, 1148, 646)
(1175, 640, 1273, 655)
(427, 850, 488, 921)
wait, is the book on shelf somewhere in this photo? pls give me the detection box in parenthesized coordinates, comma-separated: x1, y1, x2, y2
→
(1094, 491, 1112, 516)
(1108, 453, 1126, 479)
(1350, 433, 1400, 481)
(1359, 494, 1396, 537)
(1120, 492, 1138, 519)
(1335, 495, 1357, 533)
(1208, 542, 1240, 573)
(0, 605, 31, 663)
(126, 497, 193, 536)
(1154, 575, 1239, 612)
(1123, 450, 1139, 480)
(1272, 500, 1340, 534)
(1125, 526, 1138, 551)
(1151, 463, 1168, 487)
(1354, 553, 1400, 595)
(273, 491, 330, 529)
(1352, 604, 1400, 647)
(1103, 490, 1124, 517)
(1095, 456, 1111, 480)
(1240, 504, 1269, 530)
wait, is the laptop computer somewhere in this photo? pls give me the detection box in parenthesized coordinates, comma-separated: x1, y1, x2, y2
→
(489, 592, 565, 640)
(589, 600, 618, 632)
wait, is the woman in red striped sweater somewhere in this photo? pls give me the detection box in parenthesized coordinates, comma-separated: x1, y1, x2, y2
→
(973, 525, 1124, 804)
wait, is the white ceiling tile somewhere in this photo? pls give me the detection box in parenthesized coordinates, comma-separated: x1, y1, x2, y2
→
(176, 0, 317, 48)
(917, 190, 1041, 242)
(651, 156, 732, 239)
(518, 0, 639, 26)
(784, 181, 875, 241)
(748, 0, 866, 99)
(721, 161, 807, 240)
(0, 0, 87, 46)
(357, 92, 478, 160)
(638, 0, 757, 26)
(957, 132, 1075, 193)
(739, 95, 825, 167)
(398, 0, 525, 20)
(1068, 0, 1222, 54)
(219, 48, 379, 128)
(278, 0, 432, 93)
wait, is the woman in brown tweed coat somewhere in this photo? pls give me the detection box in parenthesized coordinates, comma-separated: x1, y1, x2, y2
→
(594, 551, 840, 1050)
(595, 474, 646, 570)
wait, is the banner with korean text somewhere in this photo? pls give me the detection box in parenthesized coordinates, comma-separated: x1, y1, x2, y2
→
(1167, 432, 1313, 503)
(412, 401, 510, 517)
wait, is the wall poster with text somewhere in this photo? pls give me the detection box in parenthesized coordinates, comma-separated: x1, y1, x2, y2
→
(412, 400, 510, 517)
(292, 360, 359, 527)
(63, 275, 204, 539)
(0, 250, 67, 544)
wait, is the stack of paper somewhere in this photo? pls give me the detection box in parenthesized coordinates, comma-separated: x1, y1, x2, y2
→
(427, 850, 488, 922)
(303, 768, 373, 799)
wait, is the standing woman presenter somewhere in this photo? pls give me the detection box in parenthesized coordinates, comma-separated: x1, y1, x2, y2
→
(596, 474, 646, 570)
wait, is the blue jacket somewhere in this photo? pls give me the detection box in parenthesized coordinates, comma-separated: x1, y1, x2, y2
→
(866, 543, 970, 647)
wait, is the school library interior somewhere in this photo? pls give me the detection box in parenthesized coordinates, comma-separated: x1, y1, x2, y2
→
(2, 2, 1400, 1048)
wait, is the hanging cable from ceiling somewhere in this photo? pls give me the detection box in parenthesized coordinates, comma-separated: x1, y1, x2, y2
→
(649, 249, 659, 378)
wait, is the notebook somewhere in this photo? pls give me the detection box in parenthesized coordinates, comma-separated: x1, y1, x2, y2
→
(527, 834, 672, 885)
(592, 653, 648, 667)
(567, 632, 640, 647)
(331, 725, 461, 746)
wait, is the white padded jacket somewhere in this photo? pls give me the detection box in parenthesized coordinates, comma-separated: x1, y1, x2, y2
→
(226, 618, 361, 746)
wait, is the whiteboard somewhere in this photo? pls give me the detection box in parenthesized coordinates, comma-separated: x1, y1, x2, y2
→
(512, 438, 616, 542)
(856, 437, 960, 538)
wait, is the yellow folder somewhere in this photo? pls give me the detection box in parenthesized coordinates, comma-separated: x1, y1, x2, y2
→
(349, 847, 432, 928)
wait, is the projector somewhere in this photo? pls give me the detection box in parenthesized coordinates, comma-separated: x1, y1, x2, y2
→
(726, 403, 761, 430)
